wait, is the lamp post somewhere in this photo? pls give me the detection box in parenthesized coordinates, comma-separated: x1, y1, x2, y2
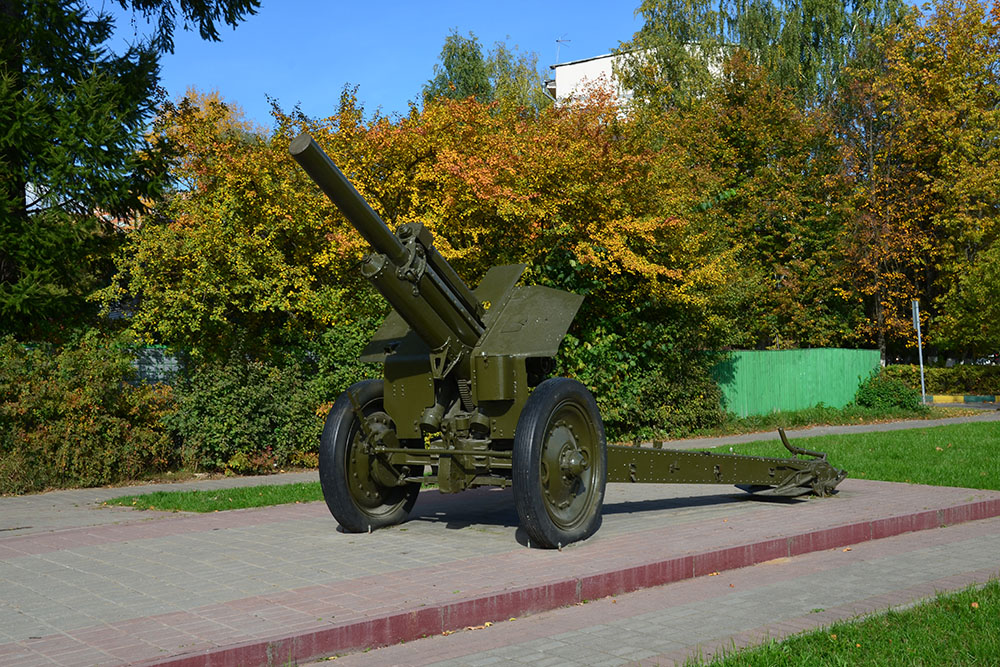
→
(912, 300, 927, 404)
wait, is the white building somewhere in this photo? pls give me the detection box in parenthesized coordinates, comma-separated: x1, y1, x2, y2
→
(544, 53, 633, 107)
(545, 47, 723, 107)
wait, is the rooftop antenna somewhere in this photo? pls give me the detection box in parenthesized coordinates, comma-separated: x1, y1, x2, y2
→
(555, 37, 571, 63)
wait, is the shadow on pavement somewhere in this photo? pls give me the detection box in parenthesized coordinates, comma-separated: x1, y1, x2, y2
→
(399, 485, 807, 537)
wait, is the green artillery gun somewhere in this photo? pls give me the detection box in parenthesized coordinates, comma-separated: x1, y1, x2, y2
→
(290, 133, 846, 549)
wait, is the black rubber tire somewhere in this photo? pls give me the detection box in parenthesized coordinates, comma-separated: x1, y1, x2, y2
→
(319, 379, 420, 532)
(512, 377, 607, 548)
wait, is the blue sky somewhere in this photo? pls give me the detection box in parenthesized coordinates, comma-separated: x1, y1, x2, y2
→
(108, 1, 643, 128)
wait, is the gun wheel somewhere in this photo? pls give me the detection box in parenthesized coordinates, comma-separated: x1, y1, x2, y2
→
(513, 377, 607, 548)
(319, 379, 420, 533)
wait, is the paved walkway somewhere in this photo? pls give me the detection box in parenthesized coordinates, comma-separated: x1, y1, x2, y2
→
(325, 516, 1000, 666)
(1, 472, 320, 538)
(0, 414, 998, 665)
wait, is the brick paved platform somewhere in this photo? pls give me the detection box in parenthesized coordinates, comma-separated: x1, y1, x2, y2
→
(333, 516, 1000, 666)
(2, 474, 999, 666)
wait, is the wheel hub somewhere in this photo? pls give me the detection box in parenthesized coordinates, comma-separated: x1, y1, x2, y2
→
(541, 420, 593, 515)
(347, 413, 394, 508)
(560, 445, 589, 477)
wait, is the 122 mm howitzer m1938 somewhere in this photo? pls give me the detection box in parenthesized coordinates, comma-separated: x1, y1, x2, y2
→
(290, 133, 846, 549)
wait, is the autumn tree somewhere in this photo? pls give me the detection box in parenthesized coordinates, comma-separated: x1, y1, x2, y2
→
(112, 85, 752, 434)
(838, 66, 933, 359)
(326, 89, 751, 433)
(683, 54, 860, 349)
(102, 91, 380, 360)
(839, 0, 1000, 358)
(908, 0, 1000, 357)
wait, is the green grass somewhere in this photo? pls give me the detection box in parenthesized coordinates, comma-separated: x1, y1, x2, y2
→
(714, 421, 1000, 490)
(628, 403, 967, 442)
(688, 404, 966, 440)
(690, 579, 1000, 666)
(104, 482, 324, 512)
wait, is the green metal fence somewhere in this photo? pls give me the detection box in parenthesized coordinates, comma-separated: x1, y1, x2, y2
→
(713, 348, 881, 417)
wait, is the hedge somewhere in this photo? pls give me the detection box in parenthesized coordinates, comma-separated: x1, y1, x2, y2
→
(0, 333, 176, 494)
(883, 364, 1000, 395)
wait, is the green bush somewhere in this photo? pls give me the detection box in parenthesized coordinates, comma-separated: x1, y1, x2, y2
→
(883, 364, 1000, 395)
(0, 332, 176, 494)
(165, 358, 318, 473)
(166, 319, 379, 474)
(855, 370, 925, 412)
(296, 320, 380, 418)
(559, 329, 726, 439)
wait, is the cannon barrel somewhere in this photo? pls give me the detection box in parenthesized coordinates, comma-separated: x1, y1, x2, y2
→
(290, 133, 484, 362)
(289, 133, 408, 266)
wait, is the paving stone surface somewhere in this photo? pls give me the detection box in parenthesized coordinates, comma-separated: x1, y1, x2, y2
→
(0, 471, 319, 537)
(328, 517, 1000, 666)
(2, 477, 999, 666)
(1, 418, 999, 666)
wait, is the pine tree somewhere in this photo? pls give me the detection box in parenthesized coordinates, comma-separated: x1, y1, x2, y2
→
(0, 0, 258, 338)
